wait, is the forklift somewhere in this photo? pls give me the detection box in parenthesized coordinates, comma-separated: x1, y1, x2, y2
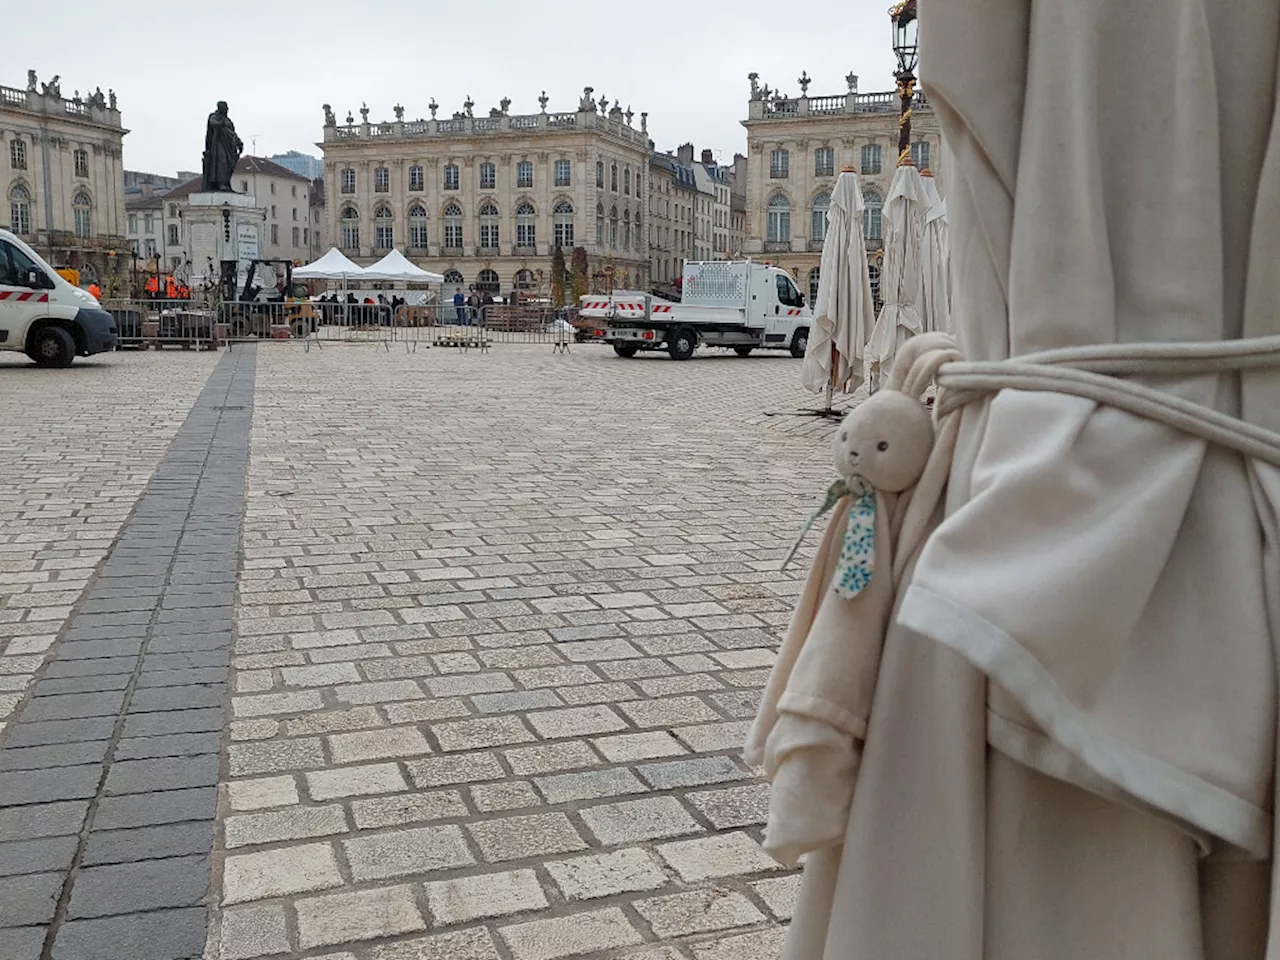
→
(220, 259, 318, 338)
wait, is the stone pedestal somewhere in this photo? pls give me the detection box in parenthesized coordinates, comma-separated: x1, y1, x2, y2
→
(180, 192, 266, 295)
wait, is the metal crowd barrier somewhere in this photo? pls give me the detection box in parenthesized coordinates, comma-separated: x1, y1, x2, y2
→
(219, 301, 395, 351)
(103, 299, 218, 351)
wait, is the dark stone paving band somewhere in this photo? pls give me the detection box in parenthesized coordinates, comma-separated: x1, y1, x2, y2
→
(0, 347, 255, 960)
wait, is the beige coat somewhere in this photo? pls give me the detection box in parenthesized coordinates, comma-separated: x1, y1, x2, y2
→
(756, 1, 1280, 956)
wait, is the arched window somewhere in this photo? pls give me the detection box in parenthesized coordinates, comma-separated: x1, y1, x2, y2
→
(72, 191, 92, 238)
(623, 167, 631, 195)
(863, 190, 884, 242)
(443, 203, 463, 249)
(8, 183, 31, 235)
(595, 203, 604, 245)
(766, 194, 790, 244)
(609, 206, 618, 248)
(515, 201, 536, 248)
(10, 139, 27, 170)
(167, 223, 179, 247)
(478, 201, 499, 249)
(514, 269, 535, 290)
(623, 209, 631, 251)
(553, 201, 574, 248)
(811, 192, 831, 243)
(610, 163, 618, 192)
(596, 160, 604, 188)
(340, 204, 359, 250)
(476, 268, 500, 294)
(809, 266, 821, 303)
(374, 204, 393, 249)
(79, 263, 98, 285)
(408, 204, 428, 249)
(443, 269, 463, 284)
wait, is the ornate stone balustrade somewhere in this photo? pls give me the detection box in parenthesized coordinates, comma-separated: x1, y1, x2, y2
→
(324, 108, 648, 148)
(0, 83, 123, 128)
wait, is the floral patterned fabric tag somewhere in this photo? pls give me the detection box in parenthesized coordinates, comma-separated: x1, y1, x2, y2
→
(833, 489, 876, 599)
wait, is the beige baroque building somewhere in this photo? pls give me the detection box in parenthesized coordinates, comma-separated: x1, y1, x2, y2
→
(2, 71, 128, 288)
(742, 72, 941, 302)
(319, 90, 653, 299)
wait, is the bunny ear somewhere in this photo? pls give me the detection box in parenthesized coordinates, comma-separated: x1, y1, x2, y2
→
(892, 333, 964, 400)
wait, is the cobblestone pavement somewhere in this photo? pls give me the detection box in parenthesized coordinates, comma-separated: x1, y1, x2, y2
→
(0, 351, 222, 734)
(0, 343, 844, 960)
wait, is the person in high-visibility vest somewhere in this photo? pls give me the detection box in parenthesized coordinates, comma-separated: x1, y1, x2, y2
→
(88, 283, 102, 300)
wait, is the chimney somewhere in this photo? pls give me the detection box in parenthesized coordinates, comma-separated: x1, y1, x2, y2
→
(677, 143, 694, 165)
(701, 149, 714, 166)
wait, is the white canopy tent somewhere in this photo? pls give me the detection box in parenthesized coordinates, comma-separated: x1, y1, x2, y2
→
(293, 248, 367, 281)
(360, 249, 445, 285)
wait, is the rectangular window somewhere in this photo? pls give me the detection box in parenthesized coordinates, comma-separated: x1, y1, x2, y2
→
(444, 220, 462, 248)
(517, 220, 535, 247)
(410, 221, 428, 248)
(444, 164, 460, 190)
(554, 159, 571, 187)
(292, 208, 297, 221)
(271, 224, 279, 245)
(292, 185, 298, 197)
(303, 227, 309, 245)
(911, 141, 931, 170)
(409, 165, 424, 191)
(270, 182, 276, 195)
(554, 219, 573, 248)
(341, 168, 356, 193)
(375, 223, 393, 248)
(860, 144, 882, 176)
(241, 180, 248, 192)
(479, 162, 496, 190)
(144, 214, 154, 233)
(341, 222, 358, 249)
(74, 149, 89, 178)
(814, 147, 834, 178)
(517, 160, 533, 188)
(480, 221, 499, 248)
(596, 161, 604, 188)
(128, 215, 137, 234)
(770, 149, 789, 179)
(374, 167, 389, 192)
(292, 226, 300, 247)
(271, 205, 276, 218)
(10, 139, 27, 170)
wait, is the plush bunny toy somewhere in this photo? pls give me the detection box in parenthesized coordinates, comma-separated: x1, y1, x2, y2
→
(783, 390, 935, 598)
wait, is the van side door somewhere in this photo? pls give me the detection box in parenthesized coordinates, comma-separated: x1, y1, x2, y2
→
(0, 241, 51, 348)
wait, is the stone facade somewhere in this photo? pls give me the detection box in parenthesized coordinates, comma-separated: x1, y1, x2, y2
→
(647, 153, 697, 290)
(741, 72, 942, 302)
(2, 72, 128, 290)
(318, 90, 653, 298)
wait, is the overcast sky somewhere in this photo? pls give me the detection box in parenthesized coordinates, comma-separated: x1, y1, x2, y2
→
(19, 0, 899, 176)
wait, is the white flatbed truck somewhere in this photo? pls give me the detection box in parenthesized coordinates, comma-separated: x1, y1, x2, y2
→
(578, 260, 812, 360)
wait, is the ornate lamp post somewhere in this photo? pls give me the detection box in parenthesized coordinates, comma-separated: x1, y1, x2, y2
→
(889, 0, 920, 166)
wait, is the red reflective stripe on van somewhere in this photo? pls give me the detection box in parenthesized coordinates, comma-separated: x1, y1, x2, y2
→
(0, 291, 49, 302)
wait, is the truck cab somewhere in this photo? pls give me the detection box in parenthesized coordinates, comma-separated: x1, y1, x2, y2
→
(0, 229, 117, 366)
(579, 260, 811, 360)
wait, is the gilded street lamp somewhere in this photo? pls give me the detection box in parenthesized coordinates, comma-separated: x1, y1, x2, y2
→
(890, 0, 920, 166)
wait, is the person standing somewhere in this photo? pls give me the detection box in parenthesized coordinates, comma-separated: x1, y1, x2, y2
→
(453, 287, 466, 324)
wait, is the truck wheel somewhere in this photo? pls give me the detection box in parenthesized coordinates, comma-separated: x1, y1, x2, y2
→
(734, 346, 754, 357)
(668, 327, 697, 361)
(790, 328, 809, 359)
(613, 343, 640, 358)
(28, 326, 76, 368)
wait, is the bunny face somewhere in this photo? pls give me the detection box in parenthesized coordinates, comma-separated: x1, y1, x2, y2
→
(832, 390, 935, 493)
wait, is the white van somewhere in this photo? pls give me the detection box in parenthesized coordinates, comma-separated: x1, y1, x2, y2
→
(0, 228, 118, 366)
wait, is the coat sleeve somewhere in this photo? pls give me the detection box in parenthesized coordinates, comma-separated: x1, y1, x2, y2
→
(750, 493, 898, 867)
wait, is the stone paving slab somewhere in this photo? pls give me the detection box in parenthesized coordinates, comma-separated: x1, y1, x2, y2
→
(208, 344, 834, 960)
(0, 347, 254, 960)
